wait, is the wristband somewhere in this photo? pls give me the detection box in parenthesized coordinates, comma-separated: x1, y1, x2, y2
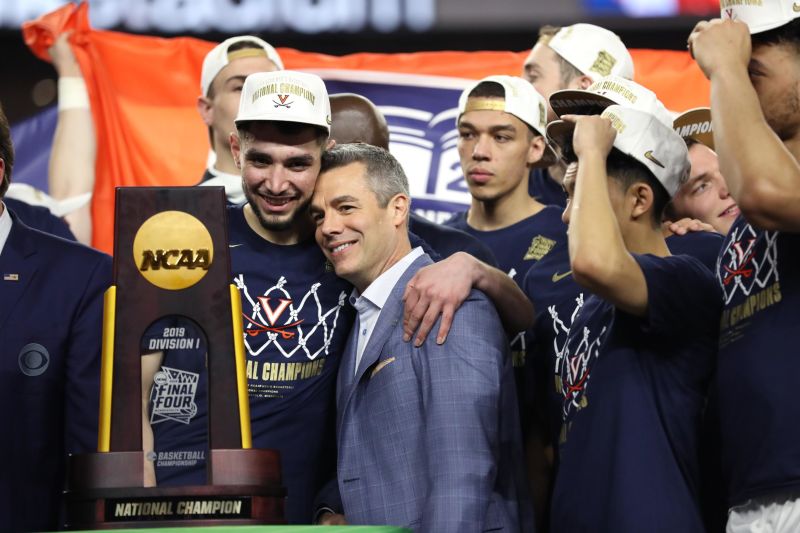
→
(58, 77, 90, 111)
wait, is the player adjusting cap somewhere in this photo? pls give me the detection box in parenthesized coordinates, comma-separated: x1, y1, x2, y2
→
(549, 75, 673, 127)
(458, 75, 558, 167)
(235, 71, 332, 132)
(546, 105, 689, 197)
(721, 0, 800, 34)
(547, 23, 634, 82)
(673, 107, 714, 150)
(201, 35, 284, 96)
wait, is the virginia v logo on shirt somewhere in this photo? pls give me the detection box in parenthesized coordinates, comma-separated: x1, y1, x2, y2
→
(235, 274, 348, 360)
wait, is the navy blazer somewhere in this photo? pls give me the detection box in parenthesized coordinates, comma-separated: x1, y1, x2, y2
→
(336, 254, 534, 532)
(0, 211, 111, 531)
(4, 198, 76, 241)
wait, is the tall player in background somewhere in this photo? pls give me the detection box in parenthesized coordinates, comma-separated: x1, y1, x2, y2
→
(446, 75, 564, 290)
(444, 75, 564, 372)
(690, 2, 800, 530)
(442, 75, 564, 527)
(522, 23, 634, 206)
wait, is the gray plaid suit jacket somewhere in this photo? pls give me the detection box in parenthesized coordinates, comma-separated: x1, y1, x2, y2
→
(336, 253, 534, 532)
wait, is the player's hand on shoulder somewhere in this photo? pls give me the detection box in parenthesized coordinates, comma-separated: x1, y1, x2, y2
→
(663, 217, 718, 236)
(402, 252, 476, 347)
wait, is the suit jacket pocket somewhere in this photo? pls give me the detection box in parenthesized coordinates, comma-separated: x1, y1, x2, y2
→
(360, 355, 420, 434)
(369, 356, 396, 378)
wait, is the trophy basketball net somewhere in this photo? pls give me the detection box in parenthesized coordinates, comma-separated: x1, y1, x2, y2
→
(64, 187, 285, 528)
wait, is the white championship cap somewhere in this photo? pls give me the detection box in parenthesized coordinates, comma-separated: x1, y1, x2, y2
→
(547, 23, 635, 82)
(458, 75, 558, 166)
(673, 107, 714, 150)
(547, 105, 690, 197)
(235, 71, 331, 132)
(721, 0, 800, 34)
(201, 36, 284, 96)
(549, 75, 673, 127)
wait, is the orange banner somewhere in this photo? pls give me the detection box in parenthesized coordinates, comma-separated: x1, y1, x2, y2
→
(24, 3, 709, 253)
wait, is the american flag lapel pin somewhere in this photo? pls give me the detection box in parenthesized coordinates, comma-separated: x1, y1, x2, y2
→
(3, 273, 19, 281)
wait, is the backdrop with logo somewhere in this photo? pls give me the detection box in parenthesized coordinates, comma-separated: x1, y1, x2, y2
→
(17, 3, 710, 253)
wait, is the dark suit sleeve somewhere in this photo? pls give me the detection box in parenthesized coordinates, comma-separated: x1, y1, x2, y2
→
(418, 293, 505, 531)
(63, 254, 112, 454)
(312, 476, 343, 522)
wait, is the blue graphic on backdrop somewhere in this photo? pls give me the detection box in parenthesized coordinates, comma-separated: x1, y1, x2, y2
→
(9, 105, 57, 193)
(323, 78, 471, 223)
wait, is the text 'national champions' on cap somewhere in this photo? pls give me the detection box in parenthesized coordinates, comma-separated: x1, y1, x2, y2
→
(234, 71, 332, 133)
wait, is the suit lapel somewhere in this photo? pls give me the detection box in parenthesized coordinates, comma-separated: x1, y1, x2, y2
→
(0, 216, 37, 332)
(351, 305, 400, 384)
(338, 254, 432, 435)
(336, 315, 360, 430)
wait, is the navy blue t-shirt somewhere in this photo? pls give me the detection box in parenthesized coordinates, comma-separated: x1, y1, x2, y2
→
(525, 232, 728, 532)
(409, 212, 498, 267)
(522, 243, 581, 447)
(529, 167, 567, 208)
(524, 231, 724, 448)
(140, 317, 209, 486)
(715, 215, 800, 505)
(550, 254, 720, 532)
(666, 230, 724, 272)
(444, 206, 566, 287)
(4, 198, 75, 241)
(228, 205, 354, 524)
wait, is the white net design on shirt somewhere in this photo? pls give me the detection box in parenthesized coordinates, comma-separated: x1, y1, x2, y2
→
(718, 224, 779, 305)
(235, 274, 348, 360)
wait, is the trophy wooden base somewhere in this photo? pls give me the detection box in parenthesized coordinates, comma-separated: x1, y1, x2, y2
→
(64, 449, 285, 529)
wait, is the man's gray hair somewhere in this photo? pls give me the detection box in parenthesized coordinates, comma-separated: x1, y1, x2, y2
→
(320, 143, 409, 207)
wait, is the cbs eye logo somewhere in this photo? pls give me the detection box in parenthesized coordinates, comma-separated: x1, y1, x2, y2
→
(132, 211, 214, 291)
(18, 343, 50, 377)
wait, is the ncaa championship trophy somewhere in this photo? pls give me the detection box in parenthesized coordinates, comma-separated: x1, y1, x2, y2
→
(64, 187, 285, 528)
